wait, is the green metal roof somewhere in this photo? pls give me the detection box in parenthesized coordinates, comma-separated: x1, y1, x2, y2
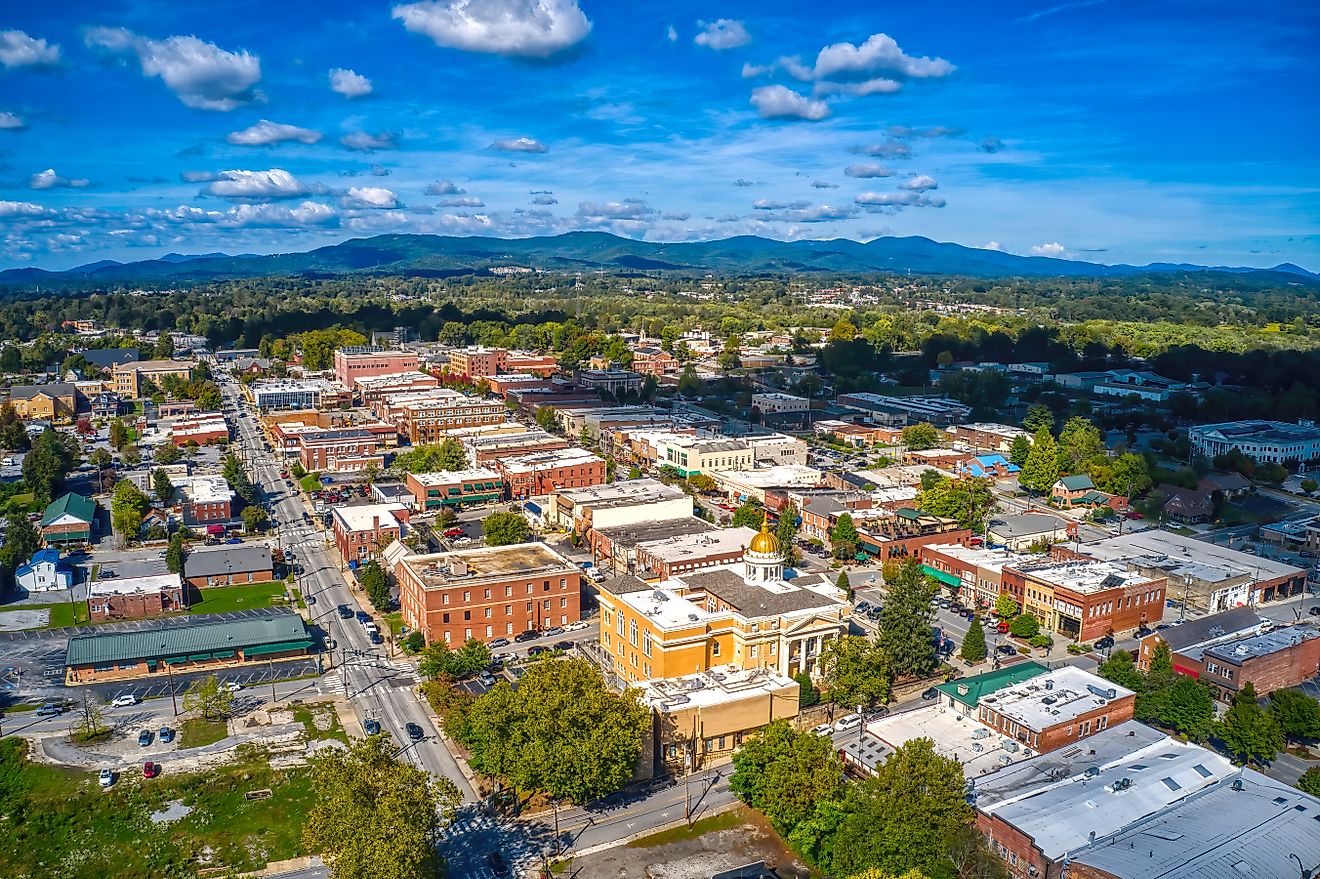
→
(934, 661, 1050, 708)
(1057, 474, 1095, 491)
(42, 492, 96, 527)
(65, 613, 311, 667)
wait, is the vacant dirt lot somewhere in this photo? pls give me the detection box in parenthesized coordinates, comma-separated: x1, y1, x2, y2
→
(568, 806, 810, 879)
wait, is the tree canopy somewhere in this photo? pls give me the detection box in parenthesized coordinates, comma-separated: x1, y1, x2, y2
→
(481, 511, 530, 546)
(877, 560, 936, 678)
(730, 719, 845, 835)
(819, 635, 891, 711)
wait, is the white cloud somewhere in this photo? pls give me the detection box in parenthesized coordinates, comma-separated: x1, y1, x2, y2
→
(741, 61, 774, 78)
(30, 168, 89, 190)
(205, 168, 307, 199)
(531, 194, 558, 205)
(329, 68, 373, 98)
(0, 29, 62, 69)
(752, 198, 810, 210)
(694, 19, 750, 50)
(342, 187, 399, 209)
(759, 203, 857, 223)
(340, 131, 398, 152)
(981, 241, 1004, 251)
(854, 191, 946, 209)
(84, 27, 261, 111)
(181, 170, 220, 182)
(0, 111, 25, 130)
(749, 85, 830, 121)
(439, 195, 484, 207)
(0, 200, 50, 217)
(225, 201, 338, 228)
(1031, 241, 1067, 256)
(575, 198, 656, 222)
(490, 136, 548, 153)
(665, 24, 678, 43)
(392, 0, 592, 59)
(850, 141, 912, 159)
(813, 77, 900, 97)
(845, 163, 895, 178)
(899, 174, 938, 191)
(810, 33, 955, 81)
(424, 179, 464, 195)
(226, 120, 322, 146)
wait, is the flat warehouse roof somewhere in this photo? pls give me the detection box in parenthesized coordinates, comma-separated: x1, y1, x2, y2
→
(66, 612, 309, 666)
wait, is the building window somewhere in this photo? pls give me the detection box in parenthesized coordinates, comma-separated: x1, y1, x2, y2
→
(629, 619, 638, 647)
(484, 608, 492, 619)
(484, 588, 491, 599)
(505, 585, 513, 597)
(617, 613, 625, 636)
(712, 641, 721, 657)
(442, 613, 450, 624)
(643, 632, 652, 657)
(442, 594, 450, 605)
(463, 591, 471, 602)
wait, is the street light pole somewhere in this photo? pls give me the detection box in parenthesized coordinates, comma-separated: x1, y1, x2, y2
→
(166, 657, 178, 716)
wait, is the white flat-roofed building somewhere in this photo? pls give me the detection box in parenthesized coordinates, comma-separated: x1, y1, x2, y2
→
(977, 666, 1136, 753)
(751, 392, 809, 414)
(836, 393, 971, 427)
(353, 370, 438, 401)
(250, 378, 339, 412)
(712, 465, 823, 503)
(743, 432, 809, 466)
(866, 705, 1033, 779)
(1189, 419, 1320, 465)
(635, 527, 755, 579)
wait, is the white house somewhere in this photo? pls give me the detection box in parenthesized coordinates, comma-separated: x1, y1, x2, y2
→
(15, 549, 73, 593)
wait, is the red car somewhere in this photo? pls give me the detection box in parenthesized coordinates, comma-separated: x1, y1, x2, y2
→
(143, 761, 160, 779)
(444, 527, 464, 538)
(996, 621, 1010, 634)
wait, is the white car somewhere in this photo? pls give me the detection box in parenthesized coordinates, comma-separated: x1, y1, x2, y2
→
(562, 620, 590, 632)
(110, 694, 138, 708)
(223, 681, 243, 693)
(811, 722, 835, 736)
(98, 768, 115, 787)
(833, 713, 863, 733)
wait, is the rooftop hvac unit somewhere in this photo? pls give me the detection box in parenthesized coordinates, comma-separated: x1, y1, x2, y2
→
(1045, 679, 1055, 690)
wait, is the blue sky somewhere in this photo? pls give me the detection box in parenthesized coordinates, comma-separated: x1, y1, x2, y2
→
(1, 0, 1317, 271)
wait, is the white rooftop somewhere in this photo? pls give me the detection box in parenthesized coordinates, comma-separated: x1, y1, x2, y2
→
(615, 585, 714, 630)
(923, 542, 1041, 574)
(175, 475, 234, 504)
(500, 447, 602, 473)
(1009, 558, 1158, 594)
(867, 704, 1032, 779)
(712, 464, 822, 488)
(636, 527, 753, 562)
(90, 572, 181, 597)
(639, 666, 797, 711)
(409, 468, 500, 485)
(984, 665, 1134, 731)
(332, 502, 408, 532)
(1077, 528, 1304, 583)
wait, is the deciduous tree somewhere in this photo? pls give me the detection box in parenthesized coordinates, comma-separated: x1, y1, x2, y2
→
(304, 733, 460, 879)
(730, 719, 844, 835)
(819, 635, 891, 710)
(994, 594, 1019, 619)
(1018, 427, 1060, 495)
(831, 512, 860, 560)
(111, 479, 150, 545)
(1217, 682, 1284, 765)
(181, 674, 235, 721)
(481, 511, 530, 546)
(360, 561, 390, 609)
(1269, 689, 1320, 744)
(901, 422, 939, 451)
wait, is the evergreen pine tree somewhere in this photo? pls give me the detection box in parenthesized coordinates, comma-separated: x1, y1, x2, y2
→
(1019, 426, 1060, 495)
(961, 615, 987, 663)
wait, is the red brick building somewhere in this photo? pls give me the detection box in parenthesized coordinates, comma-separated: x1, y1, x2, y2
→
(392, 542, 583, 644)
(447, 347, 505, 379)
(497, 447, 607, 499)
(503, 352, 559, 376)
(297, 428, 384, 473)
(175, 476, 236, 531)
(1000, 558, 1166, 642)
(856, 509, 970, 562)
(974, 665, 1137, 754)
(405, 469, 505, 511)
(1142, 623, 1320, 703)
(87, 574, 184, 621)
(630, 346, 679, 376)
(170, 412, 229, 446)
(331, 503, 410, 567)
(333, 348, 419, 388)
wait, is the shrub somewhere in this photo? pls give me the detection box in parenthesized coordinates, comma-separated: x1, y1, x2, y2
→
(1029, 634, 1054, 649)
(1009, 613, 1040, 638)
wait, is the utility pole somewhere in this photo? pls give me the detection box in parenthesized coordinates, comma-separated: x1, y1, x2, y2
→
(166, 658, 178, 716)
(268, 658, 277, 704)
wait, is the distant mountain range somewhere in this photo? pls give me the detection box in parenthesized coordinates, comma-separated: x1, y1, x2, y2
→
(2, 232, 1315, 286)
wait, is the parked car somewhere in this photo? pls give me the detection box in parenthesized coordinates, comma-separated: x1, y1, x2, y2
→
(543, 626, 565, 638)
(920, 687, 939, 701)
(514, 630, 539, 643)
(488, 637, 510, 649)
(223, 681, 243, 693)
(1094, 635, 1115, 650)
(562, 621, 590, 632)
(834, 713, 863, 733)
(476, 672, 496, 688)
(35, 703, 62, 718)
(111, 694, 138, 708)
(552, 640, 574, 652)
(98, 569, 117, 579)
(527, 645, 550, 657)
(98, 768, 115, 787)
(443, 527, 464, 538)
(158, 726, 174, 743)
(368, 630, 383, 645)
(355, 610, 371, 623)
(405, 722, 424, 741)
(811, 722, 835, 736)
(143, 761, 160, 779)
(363, 718, 381, 735)
(137, 729, 153, 747)
(996, 644, 1018, 656)
(225, 537, 243, 545)
(337, 604, 353, 619)
(996, 621, 1010, 634)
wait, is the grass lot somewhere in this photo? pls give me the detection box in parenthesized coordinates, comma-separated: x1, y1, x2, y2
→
(628, 808, 745, 848)
(0, 601, 92, 630)
(0, 738, 317, 879)
(186, 582, 287, 616)
(382, 611, 405, 636)
(290, 702, 349, 744)
(299, 473, 322, 492)
(177, 717, 229, 748)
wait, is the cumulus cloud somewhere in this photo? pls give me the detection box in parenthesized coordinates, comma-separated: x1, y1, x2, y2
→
(661, 210, 690, 221)
(855, 191, 946, 210)
(665, 24, 678, 42)
(530, 194, 558, 205)
(341, 131, 398, 152)
(1031, 242, 1067, 257)
(978, 136, 1005, 153)
(392, 0, 592, 59)
(850, 141, 912, 159)
(750, 85, 830, 121)
(30, 168, 89, 190)
(181, 170, 219, 182)
(981, 241, 1004, 251)
(226, 119, 322, 146)
(84, 27, 261, 111)
(741, 61, 774, 78)
(425, 179, 464, 195)
(575, 198, 656, 223)
(888, 124, 963, 138)
(0, 29, 62, 70)
(329, 67, 372, 98)
(205, 168, 308, 199)
(813, 78, 900, 97)
(899, 174, 938, 191)
(489, 136, 547, 153)
(694, 19, 750, 50)
(0, 200, 50, 217)
(342, 186, 399, 209)
(225, 201, 339, 228)
(810, 33, 955, 81)
(845, 163, 895, 179)
(0, 112, 25, 130)
(752, 198, 810, 210)
(439, 195, 484, 207)
(759, 203, 857, 223)
(810, 180, 838, 189)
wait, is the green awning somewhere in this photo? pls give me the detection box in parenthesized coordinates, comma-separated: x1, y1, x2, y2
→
(212, 650, 235, 659)
(243, 640, 314, 657)
(186, 652, 212, 661)
(164, 656, 188, 664)
(145, 660, 158, 669)
(921, 564, 962, 588)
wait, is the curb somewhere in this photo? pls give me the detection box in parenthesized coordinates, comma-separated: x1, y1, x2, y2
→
(566, 800, 740, 859)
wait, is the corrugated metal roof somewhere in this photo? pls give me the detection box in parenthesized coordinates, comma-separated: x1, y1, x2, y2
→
(184, 544, 274, 578)
(42, 492, 96, 526)
(65, 613, 310, 666)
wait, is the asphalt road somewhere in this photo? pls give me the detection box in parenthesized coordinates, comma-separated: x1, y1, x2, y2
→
(222, 378, 477, 803)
